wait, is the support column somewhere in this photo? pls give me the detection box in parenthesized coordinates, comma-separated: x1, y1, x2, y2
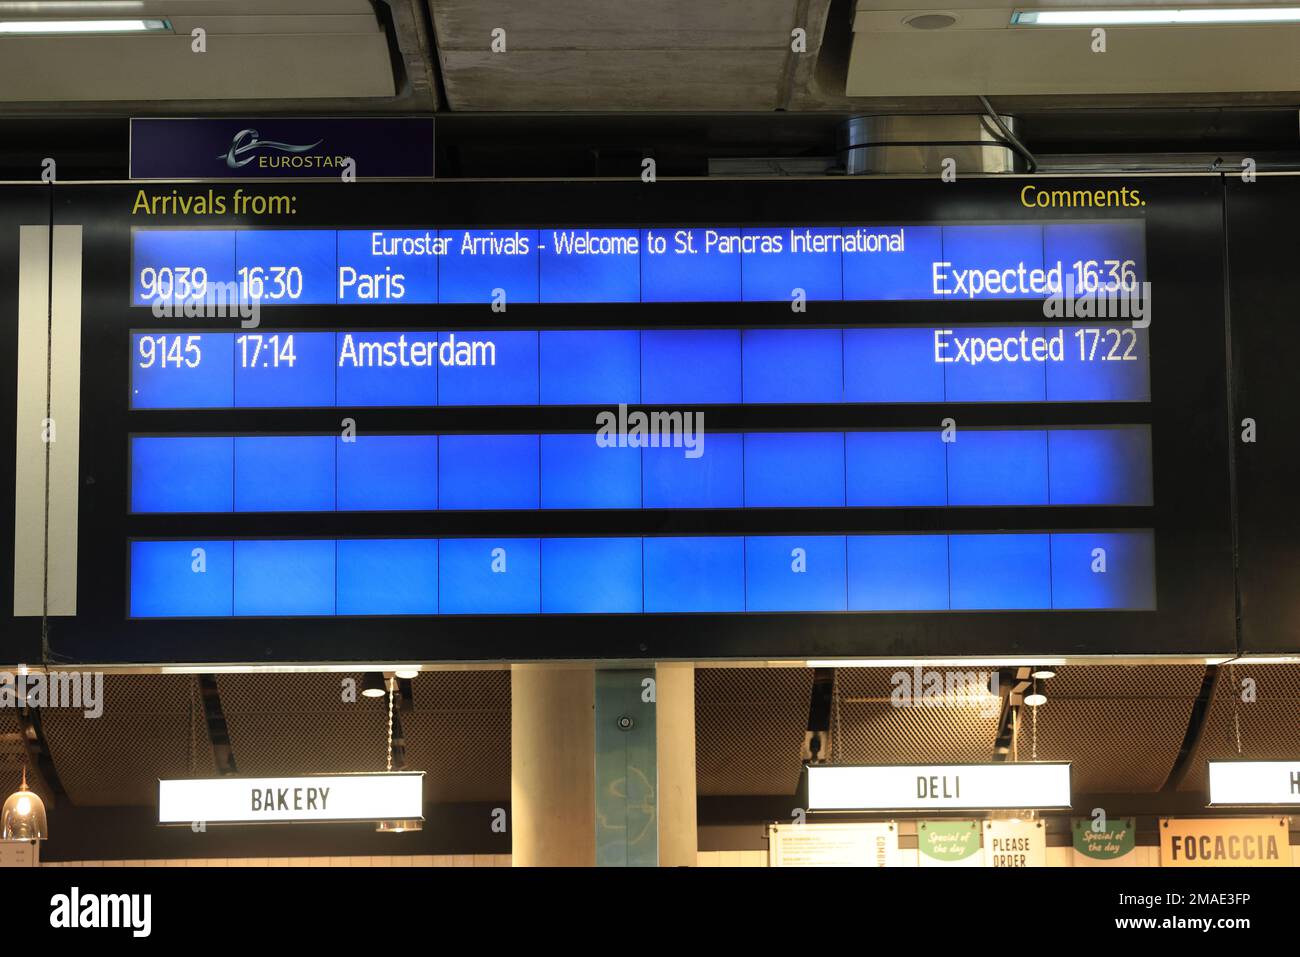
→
(511, 665, 595, 867)
(656, 662, 697, 867)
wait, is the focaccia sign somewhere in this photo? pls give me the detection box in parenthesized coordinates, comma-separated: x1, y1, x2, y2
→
(1159, 817, 1289, 867)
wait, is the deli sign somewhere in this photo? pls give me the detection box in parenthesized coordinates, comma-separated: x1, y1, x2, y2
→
(805, 763, 1070, 812)
(158, 772, 423, 824)
(1159, 817, 1289, 867)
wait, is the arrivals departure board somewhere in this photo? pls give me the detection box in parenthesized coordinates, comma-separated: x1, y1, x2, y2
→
(35, 177, 1235, 663)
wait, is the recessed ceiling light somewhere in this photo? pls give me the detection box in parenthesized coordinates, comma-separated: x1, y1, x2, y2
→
(1013, 7, 1300, 25)
(0, 18, 170, 35)
(905, 13, 959, 29)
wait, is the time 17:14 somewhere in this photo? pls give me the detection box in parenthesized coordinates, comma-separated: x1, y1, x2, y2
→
(237, 333, 297, 368)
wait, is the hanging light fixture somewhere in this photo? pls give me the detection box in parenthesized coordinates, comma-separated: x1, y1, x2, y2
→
(2, 768, 48, 841)
(361, 672, 387, 698)
(1024, 677, 1047, 708)
(1031, 665, 1057, 680)
(377, 674, 421, 833)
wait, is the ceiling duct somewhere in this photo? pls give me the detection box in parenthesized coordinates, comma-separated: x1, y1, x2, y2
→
(838, 113, 1024, 174)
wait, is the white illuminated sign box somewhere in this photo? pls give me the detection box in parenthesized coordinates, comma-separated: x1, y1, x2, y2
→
(1207, 761, 1300, 807)
(158, 772, 424, 824)
(806, 763, 1071, 811)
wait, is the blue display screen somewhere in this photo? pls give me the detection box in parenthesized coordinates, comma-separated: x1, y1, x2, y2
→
(132, 221, 1144, 306)
(129, 324, 1151, 410)
(128, 530, 1157, 618)
(129, 427, 1153, 513)
(126, 216, 1156, 627)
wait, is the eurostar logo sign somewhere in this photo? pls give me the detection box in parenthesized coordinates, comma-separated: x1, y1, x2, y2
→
(220, 128, 325, 168)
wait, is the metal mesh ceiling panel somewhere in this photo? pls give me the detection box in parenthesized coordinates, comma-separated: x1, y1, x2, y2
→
(694, 665, 1214, 797)
(15, 662, 1297, 808)
(218, 673, 389, 776)
(1043, 663, 1206, 698)
(1028, 664, 1203, 794)
(696, 667, 812, 796)
(835, 667, 1000, 765)
(1180, 664, 1300, 792)
(404, 671, 510, 803)
(41, 675, 215, 806)
(1025, 698, 1190, 793)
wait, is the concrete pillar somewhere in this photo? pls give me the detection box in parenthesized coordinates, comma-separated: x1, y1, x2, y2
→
(511, 665, 595, 867)
(656, 662, 698, 867)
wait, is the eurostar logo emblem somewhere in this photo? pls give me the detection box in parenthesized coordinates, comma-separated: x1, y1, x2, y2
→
(220, 128, 323, 168)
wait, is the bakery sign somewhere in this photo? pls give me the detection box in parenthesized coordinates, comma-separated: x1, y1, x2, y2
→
(1159, 817, 1290, 867)
(158, 772, 424, 824)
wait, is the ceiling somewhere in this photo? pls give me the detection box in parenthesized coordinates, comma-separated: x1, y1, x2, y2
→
(6, 663, 1299, 811)
(0, 0, 1294, 113)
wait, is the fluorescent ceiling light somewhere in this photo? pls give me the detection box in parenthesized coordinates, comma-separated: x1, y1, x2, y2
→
(1014, 7, 1300, 25)
(0, 18, 169, 34)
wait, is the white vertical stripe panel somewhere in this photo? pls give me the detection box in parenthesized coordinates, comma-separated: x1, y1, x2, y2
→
(13, 225, 49, 617)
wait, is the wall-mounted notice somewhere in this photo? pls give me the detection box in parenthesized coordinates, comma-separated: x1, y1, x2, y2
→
(768, 822, 900, 867)
(1159, 818, 1289, 867)
(917, 820, 982, 867)
(983, 819, 1047, 867)
(1072, 817, 1136, 866)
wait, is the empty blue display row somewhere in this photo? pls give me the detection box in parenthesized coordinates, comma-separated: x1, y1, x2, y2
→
(130, 325, 1150, 410)
(132, 221, 1144, 305)
(130, 427, 1153, 513)
(128, 530, 1156, 618)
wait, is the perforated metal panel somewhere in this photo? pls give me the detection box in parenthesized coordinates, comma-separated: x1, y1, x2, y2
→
(1044, 663, 1206, 699)
(835, 667, 1001, 765)
(40, 675, 215, 806)
(18, 663, 1299, 810)
(696, 667, 812, 796)
(1180, 663, 1300, 792)
(1026, 664, 1204, 794)
(694, 664, 1214, 798)
(218, 671, 512, 802)
(218, 673, 389, 776)
(405, 671, 510, 803)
